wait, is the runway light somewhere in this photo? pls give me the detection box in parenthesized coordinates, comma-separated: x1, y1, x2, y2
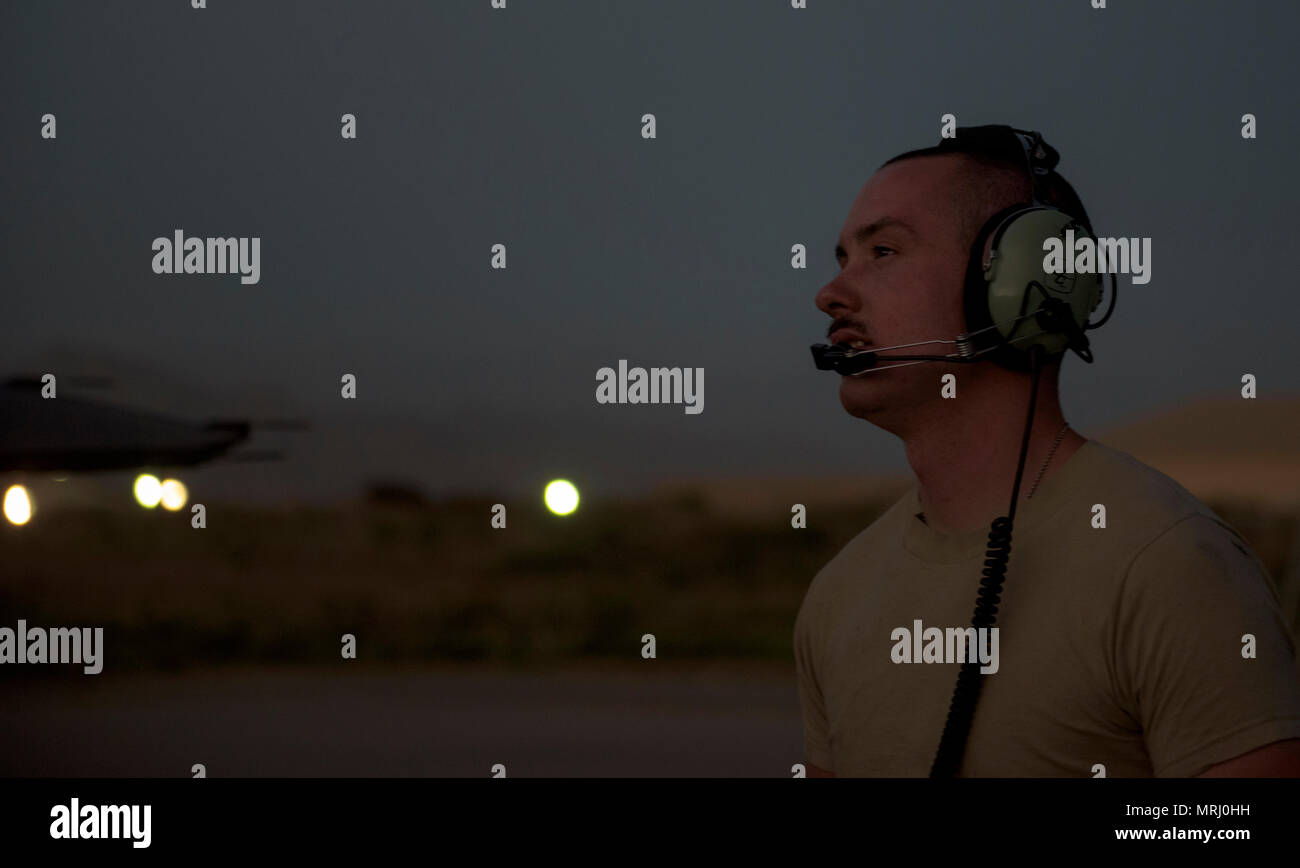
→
(4, 485, 32, 526)
(133, 474, 162, 508)
(544, 479, 579, 516)
(160, 478, 188, 511)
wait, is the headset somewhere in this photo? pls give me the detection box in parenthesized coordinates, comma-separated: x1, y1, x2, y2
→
(809, 125, 1119, 777)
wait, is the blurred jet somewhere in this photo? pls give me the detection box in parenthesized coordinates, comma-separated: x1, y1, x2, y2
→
(0, 376, 257, 473)
(1, 375, 303, 523)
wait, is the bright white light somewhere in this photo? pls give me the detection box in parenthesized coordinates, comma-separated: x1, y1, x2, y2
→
(134, 474, 162, 508)
(3, 485, 32, 526)
(160, 478, 188, 511)
(544, 479, 580, 516)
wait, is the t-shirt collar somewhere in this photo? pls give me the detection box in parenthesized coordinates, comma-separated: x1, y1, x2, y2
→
(901, 438, 1100, 564)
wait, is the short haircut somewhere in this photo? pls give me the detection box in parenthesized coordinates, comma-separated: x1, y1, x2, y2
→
(880, 128, 1091, 374)
(879, 130, 1094, 252)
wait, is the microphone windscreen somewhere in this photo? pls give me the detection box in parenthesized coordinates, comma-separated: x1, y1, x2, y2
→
(810, 343, 877, 374)
(810, 344, 834, 370)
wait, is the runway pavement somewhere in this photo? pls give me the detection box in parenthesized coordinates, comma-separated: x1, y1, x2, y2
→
(0, 662, 804, 777)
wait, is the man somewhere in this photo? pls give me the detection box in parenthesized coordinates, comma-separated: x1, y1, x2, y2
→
(796, 125, 1300, 777)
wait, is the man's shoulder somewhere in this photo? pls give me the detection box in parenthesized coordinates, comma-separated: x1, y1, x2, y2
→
(1075, 438, 1214, 520)
(1060, 441, 1284, 610)
(1061, 439, 1271, 588)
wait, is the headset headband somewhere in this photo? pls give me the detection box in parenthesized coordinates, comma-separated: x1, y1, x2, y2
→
(935, 125, 1061, 208)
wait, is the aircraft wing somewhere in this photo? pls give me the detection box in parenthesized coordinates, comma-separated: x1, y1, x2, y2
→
(0, 381, 249, 473)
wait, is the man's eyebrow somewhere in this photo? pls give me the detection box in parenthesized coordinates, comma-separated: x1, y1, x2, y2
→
(834, 217, 916, 259)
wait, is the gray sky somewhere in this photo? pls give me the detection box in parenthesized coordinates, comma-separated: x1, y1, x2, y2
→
(3, 0, 1297, 502)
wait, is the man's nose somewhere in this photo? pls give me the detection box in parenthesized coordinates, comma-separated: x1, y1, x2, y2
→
(815, 273, 860, 318)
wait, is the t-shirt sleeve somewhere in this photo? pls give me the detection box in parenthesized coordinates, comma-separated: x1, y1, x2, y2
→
(1114, 514, 1300, 777)
(1278, 550, 1300, 648)
(793, 593, 834, 772)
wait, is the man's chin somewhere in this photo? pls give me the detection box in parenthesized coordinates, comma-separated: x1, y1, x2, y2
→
(838, 375, 885, 419)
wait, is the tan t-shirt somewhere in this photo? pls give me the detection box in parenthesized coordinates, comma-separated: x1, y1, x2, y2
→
(794, 438, 1300, 777)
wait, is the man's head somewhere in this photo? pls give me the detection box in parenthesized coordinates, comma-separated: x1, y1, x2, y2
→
(814, 129, 1091, 433)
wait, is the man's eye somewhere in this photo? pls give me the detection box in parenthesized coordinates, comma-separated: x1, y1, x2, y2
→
(872, 246, 896, 257)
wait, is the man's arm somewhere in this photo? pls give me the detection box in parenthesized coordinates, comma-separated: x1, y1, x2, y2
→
(794, 580, 837, 777)
(1197, 738, 1300, 777)
(1117, 515, 1300, 777)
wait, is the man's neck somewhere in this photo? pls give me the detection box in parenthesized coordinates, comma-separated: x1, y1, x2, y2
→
(906, 396, 1085, 536)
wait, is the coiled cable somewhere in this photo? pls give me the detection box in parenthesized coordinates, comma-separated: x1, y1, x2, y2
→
(929, 344, 1046, 777)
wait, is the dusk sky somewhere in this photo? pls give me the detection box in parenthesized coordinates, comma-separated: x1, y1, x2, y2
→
(4, 0, 1297, 502)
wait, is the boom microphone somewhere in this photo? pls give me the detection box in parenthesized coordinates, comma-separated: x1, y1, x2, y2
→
(809, 338, 974, 376)
(810, 298, 1091, 377)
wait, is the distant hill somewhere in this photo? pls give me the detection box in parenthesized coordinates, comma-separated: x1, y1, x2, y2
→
(652, 395, 1300, 517)
(1095, 395, 1300, 509)
(1095, 395, 1299, 458)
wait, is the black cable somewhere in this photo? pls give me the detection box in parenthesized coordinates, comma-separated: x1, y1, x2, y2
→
(928, 344, 1045, 777)
(1084, 271, 1118, 330)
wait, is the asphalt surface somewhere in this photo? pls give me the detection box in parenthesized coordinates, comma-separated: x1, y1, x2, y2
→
(0, 663, 804, 777)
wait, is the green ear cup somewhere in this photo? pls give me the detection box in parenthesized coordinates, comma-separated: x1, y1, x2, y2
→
(965, 206, 1103, 370)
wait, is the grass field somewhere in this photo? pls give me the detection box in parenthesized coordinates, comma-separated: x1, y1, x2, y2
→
(1, 487, 1296, 672)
